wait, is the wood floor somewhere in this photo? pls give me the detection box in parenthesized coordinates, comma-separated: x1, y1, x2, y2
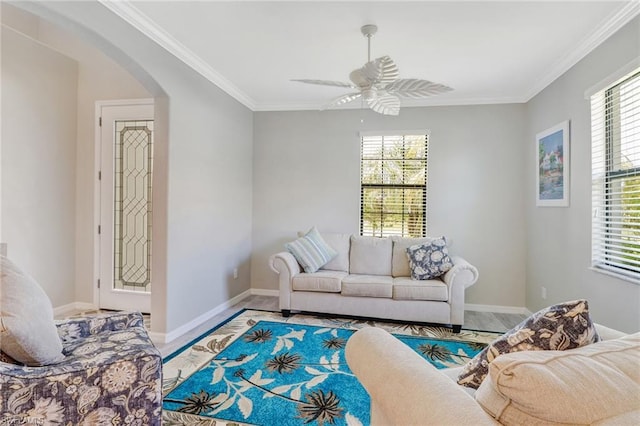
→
(155, 295, 528, 357)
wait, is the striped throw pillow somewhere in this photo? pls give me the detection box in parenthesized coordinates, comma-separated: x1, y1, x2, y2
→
(285, 227, 337, 273)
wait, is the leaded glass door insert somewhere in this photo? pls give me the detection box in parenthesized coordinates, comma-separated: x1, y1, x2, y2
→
(98, 101, 153, 313)
(114, 120, 153, 293)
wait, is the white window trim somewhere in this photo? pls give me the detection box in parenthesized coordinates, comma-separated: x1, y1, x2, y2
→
(584, 57, 640, 99)
(590, 68, 640, 283)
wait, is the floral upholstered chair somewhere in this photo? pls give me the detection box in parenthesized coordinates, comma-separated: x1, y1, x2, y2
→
(0, 311, 162, 425)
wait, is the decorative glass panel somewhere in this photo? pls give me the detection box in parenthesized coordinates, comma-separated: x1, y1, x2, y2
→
(114, 120, 153, 292)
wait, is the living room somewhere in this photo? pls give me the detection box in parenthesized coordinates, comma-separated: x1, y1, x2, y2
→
(1, 0, 639, 346)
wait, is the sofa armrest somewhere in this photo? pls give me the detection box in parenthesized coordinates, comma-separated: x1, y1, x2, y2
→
(269, 251, 301, 311)
(346, 327, 496, 426)
(441, 257, 479, 326)
(56, 311, 145, 342)
(442, 256, 479, 290)
(269, 251, 301, 277)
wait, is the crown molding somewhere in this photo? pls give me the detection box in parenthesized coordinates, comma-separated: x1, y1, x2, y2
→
(254, 95, 526, 112)
(523, 1, 640, 102)
(98, 0, 256, 110)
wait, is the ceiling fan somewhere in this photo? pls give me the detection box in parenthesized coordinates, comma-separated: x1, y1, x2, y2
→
(292, 24, 453, 116)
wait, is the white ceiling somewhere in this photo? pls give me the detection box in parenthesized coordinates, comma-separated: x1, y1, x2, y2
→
(106, 1, 639, 111)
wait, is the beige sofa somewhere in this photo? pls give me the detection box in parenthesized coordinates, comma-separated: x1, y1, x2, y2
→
(270, 233, 479, 332)
(345, 324, 639, 425)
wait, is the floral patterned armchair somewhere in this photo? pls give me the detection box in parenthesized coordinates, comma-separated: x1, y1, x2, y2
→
(0, 311, 162, 425)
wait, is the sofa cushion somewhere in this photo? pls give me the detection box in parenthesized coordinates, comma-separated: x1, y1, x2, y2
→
(0, 255, 65, 366)
(292, 270, 347, 292)
(392, 277, 448, 301)
(457, 299, 600, 389)
(342, 275, 393, 298)
(319, 233, 350, 272)
(475, 333, 640, 425)
(391, 236, 436, 277)
(286, 227, 337, 273)
(406, 237, 453, 280)
(349, 236, 392, 276)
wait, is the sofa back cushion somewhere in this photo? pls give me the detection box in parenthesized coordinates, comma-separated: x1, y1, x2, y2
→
(390, 236, 436, 277)
(475, 333, 640, 425)
(350, 236, 392, 276)
(319, 233, 351, 272)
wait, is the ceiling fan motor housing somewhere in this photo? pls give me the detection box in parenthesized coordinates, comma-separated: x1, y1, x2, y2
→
(361, 24, 378, 38)
(349, 70, 370, 88)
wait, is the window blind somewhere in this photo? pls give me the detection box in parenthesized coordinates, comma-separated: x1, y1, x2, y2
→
(591, 71, 640, 280)
(360, 134, 428, 237)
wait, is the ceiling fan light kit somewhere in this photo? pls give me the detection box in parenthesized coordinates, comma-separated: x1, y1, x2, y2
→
(293, 24, 453, 116)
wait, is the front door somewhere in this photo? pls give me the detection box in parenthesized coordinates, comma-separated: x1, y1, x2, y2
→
(98, 100, 154, 313)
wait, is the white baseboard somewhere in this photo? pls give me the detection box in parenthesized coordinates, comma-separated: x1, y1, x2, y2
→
(149, 289, 253, 344)
(53, 302, 98, 317)
(465, 303, 531, 315)
(250, 288, 279, 297)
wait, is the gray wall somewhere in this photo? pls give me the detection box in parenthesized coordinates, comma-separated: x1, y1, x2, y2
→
(525, 16, 640, 332)
(1, 26, 78, 307)
(7, 1, 254, 335)
(253, 105, 528, 309)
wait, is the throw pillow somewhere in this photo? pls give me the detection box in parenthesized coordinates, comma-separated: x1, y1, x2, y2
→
(406, 237, 453, 280)
(285, 227, 338, 273)
(390, 236, 436, 277)
(0, 255, 65, 366)
(457, 299, 600, 389)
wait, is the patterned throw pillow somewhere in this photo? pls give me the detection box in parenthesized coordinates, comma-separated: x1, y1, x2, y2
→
(406, 237, 453, 280)
(457, 299, 600, 389)
(285, 227, 338, 273)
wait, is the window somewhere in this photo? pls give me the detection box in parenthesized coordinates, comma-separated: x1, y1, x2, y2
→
(591, 70, 640, 281)
(360, 133, 428, 237)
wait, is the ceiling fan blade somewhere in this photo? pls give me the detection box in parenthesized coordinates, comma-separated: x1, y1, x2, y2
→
(367, 92, 401, 116)
(362, 56, 399, 86)
(291, 79, 356, 89)
(323, 92, 362, 110)
(385, 78, 453, 99)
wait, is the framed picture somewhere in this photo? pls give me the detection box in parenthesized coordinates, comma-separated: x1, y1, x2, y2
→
(536, 120, 570, 207)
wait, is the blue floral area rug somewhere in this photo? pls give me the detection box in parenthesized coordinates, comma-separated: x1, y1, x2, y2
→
(161, 310, 501, 426)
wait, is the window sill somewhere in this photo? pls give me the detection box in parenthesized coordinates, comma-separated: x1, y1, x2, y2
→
(590, 265, 640, 285)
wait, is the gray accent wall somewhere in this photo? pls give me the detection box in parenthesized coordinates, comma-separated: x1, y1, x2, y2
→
(253, 105, 528, 309)
(525, 16, 640, 333)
